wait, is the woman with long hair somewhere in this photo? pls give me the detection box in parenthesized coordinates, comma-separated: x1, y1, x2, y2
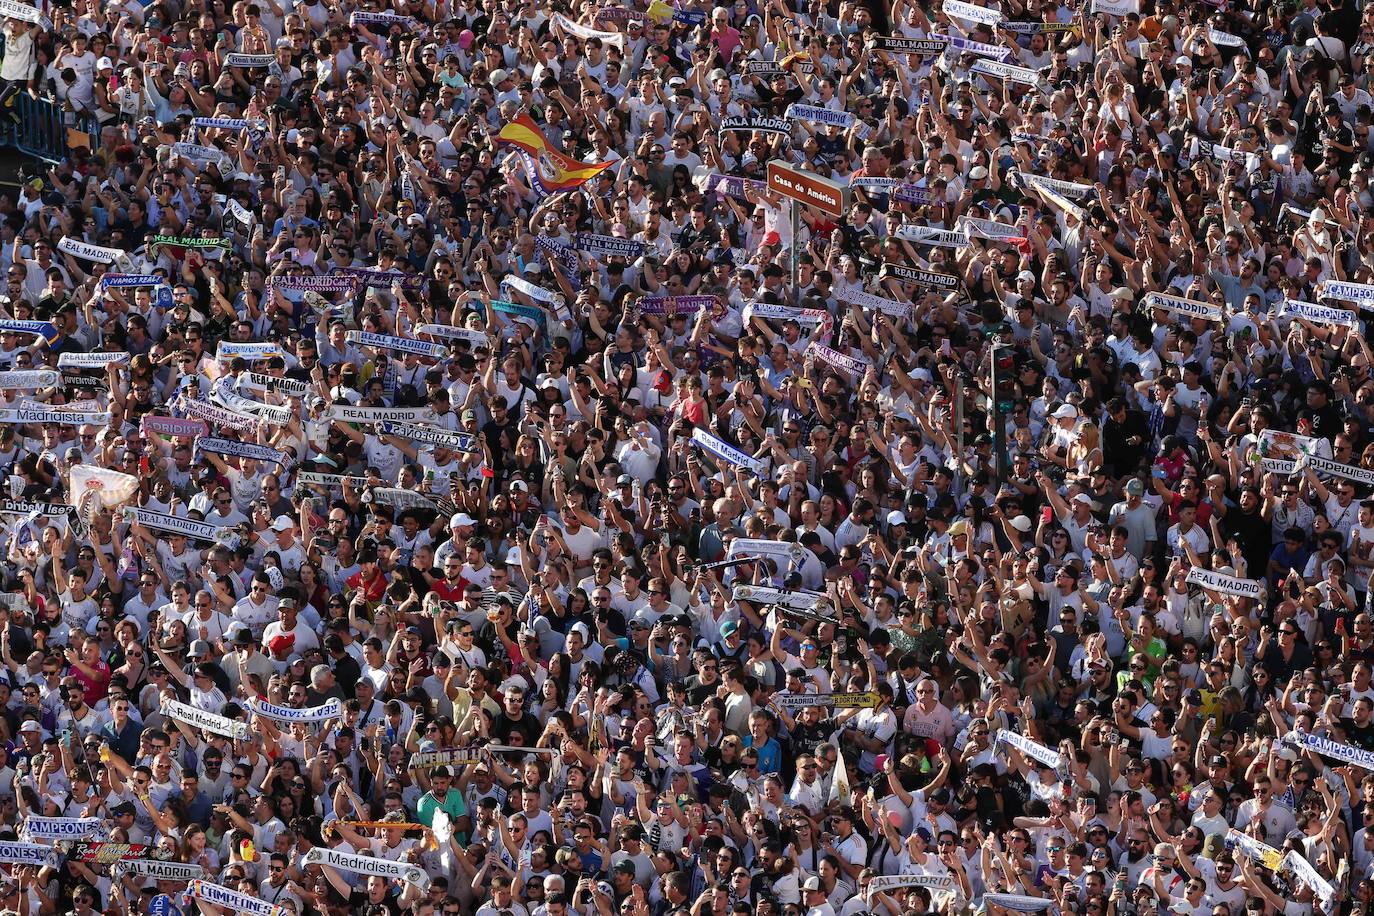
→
(568, 661, 603, 732)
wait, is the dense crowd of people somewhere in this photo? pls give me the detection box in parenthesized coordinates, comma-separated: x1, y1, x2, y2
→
(0, 0, 1372, 914)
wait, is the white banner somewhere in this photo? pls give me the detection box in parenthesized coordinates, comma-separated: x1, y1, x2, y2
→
(349, 11, 415, 28)
(985, 894, 1058, 913)
(1262, 452, 1374, 487)
(414, 324, 489, 347)
(1207, 28, 1245, 47)
(410, 748, 486, 769)
(892, 224, 971, 248)
(1305, 453, 1374, 485)
(808, 343, 871, 377)
(325, 404, 434, 425)
(727, 538, 807, 566)
(1317, 280, 1374, 308)
(249, 697, 342, 723)
(57, 351, 129, 369)
(57, 236, 126, 265)
(194, 435, 290, 467)
(1185, 567, 1264, 599)
(1018, 172, 1095, 199)
(23, 815, 103, 840)
(223, 53, 274, 68)
(995, 729, 1063, 769)
(1283, 849, 1336, 902)
(71, 466, 139, 515)
(244, 372, 310, 397)
(1143, 292, 1223, 322)
(1259, 428, 1332, 461)
(119, 508, 221, 543)
(501, 274, 562, 305)
(1187, 137, 1260, 172)
(179, 397, 258, 434)
(0, 499, 70, 517)
(226, 198, 255, 228)
(114, 858, 207, 881)
(553, 13, 623, 48)
(943, 33, 1014, 60)
(1274, 299, 1359, 328)
(785, 103, 855, 128)
(216, 342, 284, 363)
(869, 874, 958, 892)
(302, 847, 430, 888)
(346, 330, 447, 359)
(839, 287, 911, 318)
(1026, 178, 1088, 221)
(23, 398, 97, 412)
(213, 390, 292, 426)
(960, 216, 1027, 242)
(0, 840, 59, 867)
(364, 487, 441, 511)
(0, 406, 109, 425)
(690, 428, 767, 475)
(1289, 731, 1374, 770)
(943, 0, 1002, 25)
(742, 302, 831, 327)
(0, 0, 50, 30)
(187, 880, 284, 916)
(170, 142, 233, 173)
(1226, 828, 1283, 871)
(971, 59, 1046, 87)
(161, 699, 249, 739)
(296, 471, 370, 489)
(377, 421, 476, 452)
(732, 584, 823, 610)
(0, 370, 58, 389)
(1092, 0, 1139, 13)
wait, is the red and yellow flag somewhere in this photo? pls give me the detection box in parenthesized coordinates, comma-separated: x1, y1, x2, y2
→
(496, 114, 614, 194)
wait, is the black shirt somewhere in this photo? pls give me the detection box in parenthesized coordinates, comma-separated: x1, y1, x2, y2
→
(329, 652, 362, 700)
(480, 417, 520, 467)
(684, 674, 720, 707)
(1221, 506, 1272, 584)
(345, 890, 401, 916)
(1102, 409, 1150, 477)
(491, 709, 540, 747)
(1340, 716, 1374, 752)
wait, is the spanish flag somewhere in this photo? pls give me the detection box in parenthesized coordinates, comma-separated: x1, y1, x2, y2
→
(496, 114, 614, 195)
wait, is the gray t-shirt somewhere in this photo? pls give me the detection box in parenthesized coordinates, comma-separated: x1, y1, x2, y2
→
(1108, 500, 1157, 560)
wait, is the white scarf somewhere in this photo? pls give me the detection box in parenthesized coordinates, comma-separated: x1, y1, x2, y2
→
(162, 699, 248, 739)
(302, 847, 430, 888)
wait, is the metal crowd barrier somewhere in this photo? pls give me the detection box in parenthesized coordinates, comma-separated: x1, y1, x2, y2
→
(0, 95, 99, 163)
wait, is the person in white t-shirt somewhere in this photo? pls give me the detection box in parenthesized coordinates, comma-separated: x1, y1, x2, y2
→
(259, 515, 306, 576)
(1347, 502, 1374, 597)
(0, 20, 38, 95)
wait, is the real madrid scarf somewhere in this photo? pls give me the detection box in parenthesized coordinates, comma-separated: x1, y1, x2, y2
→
(376, 421, 476, 452)
(345, 331, 447, 359)
(690, 428, 767, 474)
(193, 436, 290, 467)
(120, 507, 224, 544)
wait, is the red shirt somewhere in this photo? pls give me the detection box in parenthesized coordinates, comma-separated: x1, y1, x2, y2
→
(346, 568, 388, 604)
(70, 658, 110, 706)
(1165, 492, 1213, 528)
(431, 579, 465, 603)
